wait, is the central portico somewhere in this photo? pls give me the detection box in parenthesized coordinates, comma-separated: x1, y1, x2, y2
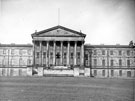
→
(31, 25, 86, 69)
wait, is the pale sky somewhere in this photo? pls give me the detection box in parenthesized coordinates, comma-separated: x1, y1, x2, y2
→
(0, 0, 135, 45)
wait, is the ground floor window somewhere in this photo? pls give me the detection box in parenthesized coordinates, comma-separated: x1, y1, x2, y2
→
(127, 71, 131, 77)
(119, 70, 122, 76)
(111, 70, 114, 77)
(94, 70, 97, 76)
(102, 70, 105, 76)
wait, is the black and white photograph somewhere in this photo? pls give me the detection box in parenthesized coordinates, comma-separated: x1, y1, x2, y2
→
(0, 0, 135, 101)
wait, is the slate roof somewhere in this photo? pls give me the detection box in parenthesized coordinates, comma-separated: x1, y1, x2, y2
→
(31, 25, 86, 37)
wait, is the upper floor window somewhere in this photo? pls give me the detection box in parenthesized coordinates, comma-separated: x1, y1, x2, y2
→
(27, 49, 31, 55)
(77, 52, 80, 59)
(36, 52, 39, 58)
(110, 59, 114, 67)
(94, 59, 97, 67)
(93, 50, 97, 55)
(85, 54, 88, 60)
(11, 49, 14, 55)
(127, 50, 130, 56)
(63, 53, 66, 59)
(27, 59, 32, 65)
(110, 50, 113, 55)
(3, 49, 6, 54)
(119, 50, 122, 55)
(50, 52, 53, 59)
(102, 50, 105, 55)
(43, 52, 46, 58)
(127, 59, 130, 67)
(102, 59, 105, 67)
(70, 52, 74, 59)
(119, 59, 122, 67)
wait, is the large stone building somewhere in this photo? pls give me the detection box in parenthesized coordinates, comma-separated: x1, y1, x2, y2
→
(0, 25, 135, 77)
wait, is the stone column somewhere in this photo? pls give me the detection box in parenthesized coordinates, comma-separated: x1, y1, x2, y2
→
(74, 41, 77, 66)
(53, 41, 56, 66)
(40, 41, 42, 66)
(81, 41, 84, 66)
(46, 41, 49, 67)
(32, 40, 35, 67)
(60, 41, 63, 65)
(67, 41, 70, 66)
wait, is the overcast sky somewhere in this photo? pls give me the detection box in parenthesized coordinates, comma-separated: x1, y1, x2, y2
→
(0, 0, 135, 45)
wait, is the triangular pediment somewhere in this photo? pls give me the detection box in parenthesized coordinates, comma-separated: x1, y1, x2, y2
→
(31, 25, 86, 38)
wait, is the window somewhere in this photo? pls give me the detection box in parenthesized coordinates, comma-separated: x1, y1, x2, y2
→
(127, 59, 130, 67)
(102, 70, 105, 76)
(102, 59, 105, 67)
(85, 54, 88, 60)
(94, 59, 97, 67)
(43, 52, 46, 58)
(56, 52, 60, 59)
(50, 52, 53, 59)
(110, 50, 113, 55)
(3, 49, 6, 54)
(94, 70, 97, 76)
(63, 53, 66, 59)
(119, 70, 122, 76)
(93, 50, 97, 55)
(27, 59, 31, 65)
(19, 49, 22, 55)
(111, 70, 114, 76)
(110, 59, 114, 67)
(119, 59, 122, 67)
(77, 52, 80, 59)
(102, 50, 105, 55)
(36, 52, 39, 58)
(70, 52, 74, 59)
(127, 71, 131, 77)
(127, 50, 130, 56)
(119, 50, 122, 55)
(19, 58, 23, 66)
(11, 49, 14, 55)
(28, 49, 31, 55)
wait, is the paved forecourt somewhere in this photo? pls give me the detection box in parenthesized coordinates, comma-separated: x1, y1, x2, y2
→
(0, 77, 134, 101)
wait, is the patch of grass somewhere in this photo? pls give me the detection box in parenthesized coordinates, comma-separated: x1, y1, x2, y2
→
(0, 77, 134, 101)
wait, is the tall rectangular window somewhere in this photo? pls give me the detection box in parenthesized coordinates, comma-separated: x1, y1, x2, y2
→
(111, 70, 114, 76)
(119, 59, 122, 67)
(127, 50, 130, 56)
(102, 59, 105, 67)
(77, 52, 80, 59)
(110, 50, 113, 55)
(94, 59, 97, 67)
(127, 60, 130, 67)
(119, 50, 122, 55)
(85, 54, 88, 60)
(94, 70, 97, 76)
(36, 52, 39, 58)
(111, 59, 113, 67)
(119, 70, 122, 76)
(70, 52, 74, 59)
(50, 52, 53, 59)
(93, 50, 97, 55)
(102, 50, 105, 55)
(43, 52, 46, 58)
(64, 53, 66, 59)
(102, 70, 105, 76)
(3, 49, 6, 54)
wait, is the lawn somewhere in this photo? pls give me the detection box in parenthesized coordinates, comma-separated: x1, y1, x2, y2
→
(0, 77, 134, 101)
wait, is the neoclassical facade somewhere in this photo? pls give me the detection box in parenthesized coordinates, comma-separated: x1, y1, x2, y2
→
(31, 26, 86, 68)
(0, 25, 135, 77)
